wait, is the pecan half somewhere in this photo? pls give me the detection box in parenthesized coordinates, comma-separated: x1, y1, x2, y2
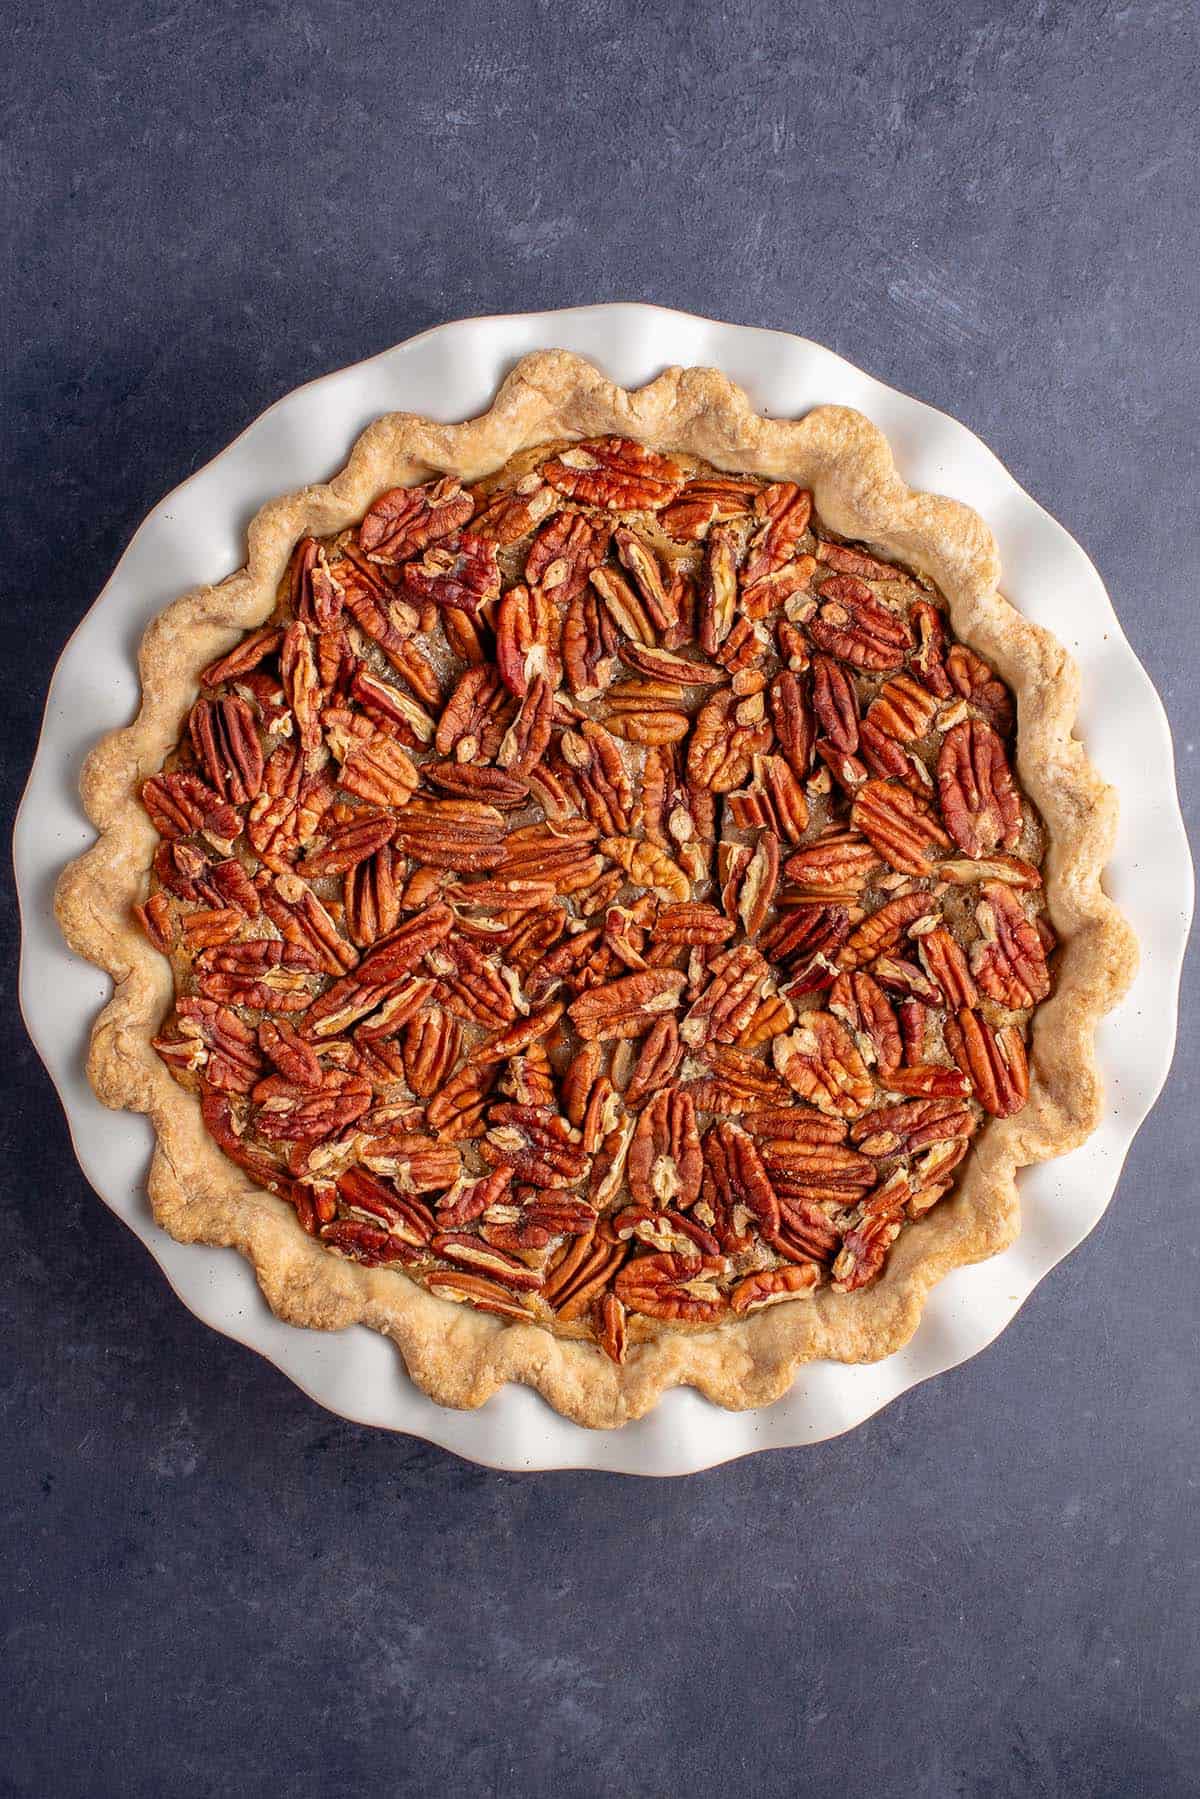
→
(613, 1252, 728, 1323)
(201, 626, 284, 688)
(259, 1017, 323, 1089)
(556, 723, 633, 833)
(179, 907, 243, 951)
(188, 696, 264, 804)
(947, 643, 1014, 737)
(726, 754, 809, 842)
(359, 476, 474, 561)
(623, 1016, 685, 1109)
(850, 1096, 976, 1156)
(687, 689, 773, 792)
(482, 1104, 589, 1188)
(741, 483, 812, 589)
(908, 599, 952, 698)
(471, 1002, 564, 1067)
(704, 1121, 781, 1237)
(618, 642, 724, 686)
(526, 509, 611, 599)
(838, 891, 935, 971)
(937, 719, 1021, 858)
(253, 1068, 372, 1144)
(357, 1130, 461, 1192)
(392, 800, 507, 871)
(170, 997, 264, 1093)
(811, 654, 860, 753)
(661, 475, 759, 539)
(867, 955, 941, 1006)
(681, 943, 772, 1048)
(685, 1045, 791, 1116)
(601, 834, 690, 903)
(971, 882, 1051, 1007)
(716, 615, 768, 673)
(320, 1219, 421, 1268)
(628, 1088, 703, 1209)
(830, 1174, 909, 1292)
(879, 1063, 971, 1099)
(468, 474, 557, 545)
(324, 710, 419, 809)
(350, 665, 437, 747)
(937, 853, 1042, 889)
(426, 767, 529, 814)
(336, 1166, 436, 1245)
(497, 820, 606, 889)
(698, 521, 739, 655)
(338, 555, 422, 673)
(496, 673, 555, 774)
(614, 526, 678, 633)
(897, 996, 932, 1064)
(768, 670, 814, 780)
(194, 937, 320, 1013)
(142, 771, 240, 850)
(857, 717, 931, 792)
(435, 1166, 513, 1229)
(495, 581, 562, 696)
(136, 891, 175, 955)
(427, 935, 518, 1028)
(401, 1008, 463, 1097)
(757, 1134, 875, 1203)
(568, 969, 687, 1042)
(434, 664, 513, 763)
(815, 539, 914, 584)
(718, 834, 780, 938)
(808, 574, 912, 670)
(731, 1264, 820, 1313)
(850, 779, 951, 876)
(426, 1063, 496, 1139)
(916, 924, 979, 1009)
(258, 870, 357, 976)
(944, 1008, 1029, 1117)
(339, 846, 400, 948)
(280, 622, 322, 754)
(301, 808, 396, 877)
(542, 438, 684, 511)
(866, 673, 940, 743)
(760, 904, 851, 993)
(538, 1223, 625, 1318)
(351, 892, 448, 973)
(430, 1233, 543, 1292)
(562, 594, 618, 698)
(601, 683, 691, 746)
(425, 1271, 534, 1321)
(400, 533, 501, 617)
(828, 970, 902, 1072)
(783, 829, 881, 897)
(773, 1012, 874, 1118)
(597, 1291, 627, 1363)
(246, 752, 336, 871)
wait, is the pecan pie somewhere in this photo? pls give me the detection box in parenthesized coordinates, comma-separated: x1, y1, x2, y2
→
(56, 352, 1136, 1425)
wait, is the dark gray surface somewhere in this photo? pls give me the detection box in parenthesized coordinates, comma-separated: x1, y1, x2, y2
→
(3, 3, 1198, 1795)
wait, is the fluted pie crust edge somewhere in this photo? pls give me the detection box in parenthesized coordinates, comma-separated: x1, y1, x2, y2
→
(54, 351, 1138, 1426)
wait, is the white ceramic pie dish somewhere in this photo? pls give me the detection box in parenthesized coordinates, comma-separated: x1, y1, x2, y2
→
(15, 304, 1192, 1475)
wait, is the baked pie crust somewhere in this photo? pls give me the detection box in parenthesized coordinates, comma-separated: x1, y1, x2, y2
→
(55, 351, 1137, 1426)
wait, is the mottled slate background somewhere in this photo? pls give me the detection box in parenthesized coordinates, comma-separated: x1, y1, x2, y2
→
(3, 3, 1198, 1795)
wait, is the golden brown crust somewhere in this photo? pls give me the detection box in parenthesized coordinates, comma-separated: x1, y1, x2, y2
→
(54, 351, 1138, 1426)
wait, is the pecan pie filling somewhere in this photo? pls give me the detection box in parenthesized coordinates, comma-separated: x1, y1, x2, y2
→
(137, 436, 1054, 1361)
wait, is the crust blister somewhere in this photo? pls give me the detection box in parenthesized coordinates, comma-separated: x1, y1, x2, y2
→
(54, 350, 1138, 1427)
